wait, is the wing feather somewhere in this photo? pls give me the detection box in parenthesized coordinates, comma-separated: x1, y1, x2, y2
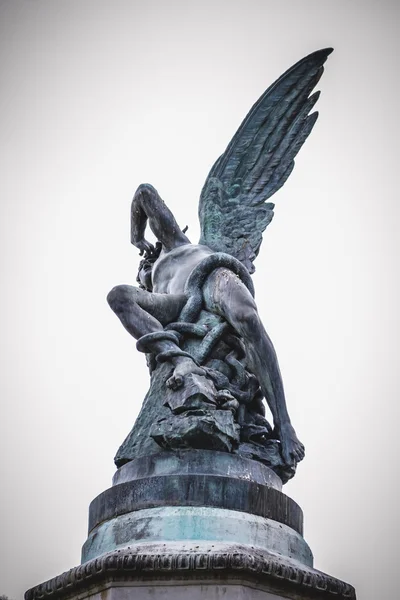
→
(199, 48, 332, 272)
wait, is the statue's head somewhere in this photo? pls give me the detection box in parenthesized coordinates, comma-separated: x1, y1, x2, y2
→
(136, 242, 162, 292)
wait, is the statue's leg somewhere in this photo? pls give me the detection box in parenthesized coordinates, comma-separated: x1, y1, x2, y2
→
(107, 285, 186, 354)
(108, 285, 207, 388)
(203, 269, 304, 466)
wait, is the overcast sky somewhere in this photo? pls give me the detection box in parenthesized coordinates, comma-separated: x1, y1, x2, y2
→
(0, 1, 399, 599)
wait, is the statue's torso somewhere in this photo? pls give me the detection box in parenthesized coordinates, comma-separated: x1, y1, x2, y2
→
(152, 244, 213, 295)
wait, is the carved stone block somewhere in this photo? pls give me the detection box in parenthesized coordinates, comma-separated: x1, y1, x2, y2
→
(150, 409, 240, 452)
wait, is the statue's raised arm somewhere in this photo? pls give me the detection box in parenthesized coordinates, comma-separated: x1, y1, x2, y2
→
(108, 49, 333, 483)
(130, 183, 190, 255)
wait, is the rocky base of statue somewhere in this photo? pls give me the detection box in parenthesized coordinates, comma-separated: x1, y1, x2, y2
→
(114, 361, 296, 483)
(25, 451, 356, 600)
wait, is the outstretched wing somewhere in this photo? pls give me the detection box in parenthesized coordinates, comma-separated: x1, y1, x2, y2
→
(198, 48, 333, 273)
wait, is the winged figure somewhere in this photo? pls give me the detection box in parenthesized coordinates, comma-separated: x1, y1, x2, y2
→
(108, 48, 333, 478)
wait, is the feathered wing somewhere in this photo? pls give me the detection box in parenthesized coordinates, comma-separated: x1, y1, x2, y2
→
(198, 48, 333, 273)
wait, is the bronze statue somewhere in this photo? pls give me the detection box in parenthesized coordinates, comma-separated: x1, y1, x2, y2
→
(108, 48, 333, 482)
(25, 46, 357, 600)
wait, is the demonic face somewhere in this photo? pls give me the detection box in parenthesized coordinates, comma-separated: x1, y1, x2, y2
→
(137, 260, 153, 292)
(136, 241, 162, 292)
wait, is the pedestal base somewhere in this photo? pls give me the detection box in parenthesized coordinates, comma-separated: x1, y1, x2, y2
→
(25, 451, 356, 600)
(57, 583, 302, 600)
(25, 542, 356, 600)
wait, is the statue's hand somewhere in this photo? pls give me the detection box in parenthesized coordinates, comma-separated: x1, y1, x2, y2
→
(136, 239, 155, 256)
(278, 422, 305, 466)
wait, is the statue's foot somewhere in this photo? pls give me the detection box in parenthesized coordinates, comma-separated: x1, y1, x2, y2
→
(279, 422, 305, 466)
(166, 358, 207, 391)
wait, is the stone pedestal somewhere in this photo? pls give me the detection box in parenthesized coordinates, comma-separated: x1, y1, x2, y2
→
(25, 451, 356, 600)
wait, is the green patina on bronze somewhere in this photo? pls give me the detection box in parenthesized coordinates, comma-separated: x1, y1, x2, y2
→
(108, 49, 334, 483)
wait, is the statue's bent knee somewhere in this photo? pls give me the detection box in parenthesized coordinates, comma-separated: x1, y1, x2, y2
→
(107, 285, 135, 313)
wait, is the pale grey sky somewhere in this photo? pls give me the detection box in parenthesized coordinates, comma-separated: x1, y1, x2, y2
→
(0, 1, 399, 599)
